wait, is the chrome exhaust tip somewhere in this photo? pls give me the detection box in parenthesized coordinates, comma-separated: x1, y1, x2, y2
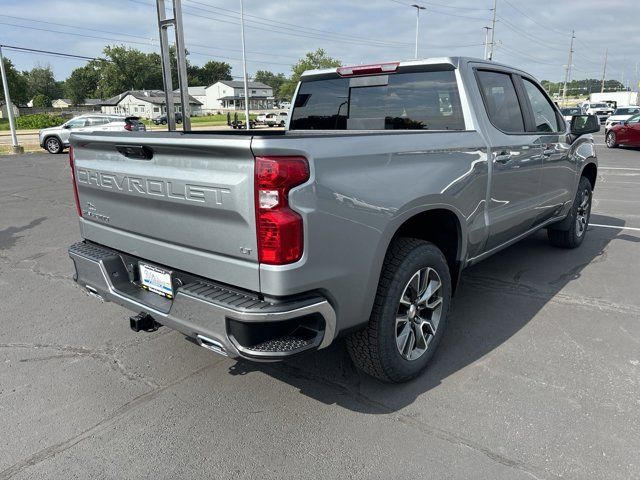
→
(196, 335, 227, 357)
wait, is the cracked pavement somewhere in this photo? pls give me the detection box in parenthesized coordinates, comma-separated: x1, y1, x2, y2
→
(1, 133, 639, 479)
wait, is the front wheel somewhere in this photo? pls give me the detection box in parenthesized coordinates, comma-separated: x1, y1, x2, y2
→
(548, 176, 592, 249)
(45, 137, 63, 154)
(606, 131, 618, 148)
(347, 238, 451, 383)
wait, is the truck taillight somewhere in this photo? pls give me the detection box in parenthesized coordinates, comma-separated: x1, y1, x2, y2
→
(255, 156, 309, 265)
(69, 146, 82, 217)
(124, 122, 133, 131)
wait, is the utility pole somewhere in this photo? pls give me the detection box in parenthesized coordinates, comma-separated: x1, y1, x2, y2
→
(239, 0, 251, 130)
(488, 0, 497, 60)
(411, 4, 426, 59)
(561, 30, 575, 106)
(600, 48, 608, 93)
(483, 26, 492, 60)
(0, 46, 23, 154)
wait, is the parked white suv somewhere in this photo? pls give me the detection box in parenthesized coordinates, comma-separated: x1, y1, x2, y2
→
(39, 114, 145, 154)
(605, 106, 640, 130)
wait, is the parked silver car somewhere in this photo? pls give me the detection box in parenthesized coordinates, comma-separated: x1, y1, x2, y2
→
(39, 114, 145, 154)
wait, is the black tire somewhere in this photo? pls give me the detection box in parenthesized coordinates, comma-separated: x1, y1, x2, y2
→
(44, 136, 63, 154)
(279, 121, 285, 127)
(161, 120, 167, 125)
(547, 176, 592, 249)
(605, 131, 618, 148)
(347, 238, 452, 383)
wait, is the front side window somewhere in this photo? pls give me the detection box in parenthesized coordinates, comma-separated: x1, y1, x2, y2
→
(290, 70, 465, 131)
(65, 118, 87, 128)
(627, 114, 640, 124)
(476, 70, 524, 133)
(522, 78, 561, 133)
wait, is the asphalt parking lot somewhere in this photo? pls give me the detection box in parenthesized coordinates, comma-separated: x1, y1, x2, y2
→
(1, 132, 639, 479)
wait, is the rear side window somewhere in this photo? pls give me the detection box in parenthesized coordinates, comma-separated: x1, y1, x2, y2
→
(290, 70, 465, 131)
(476, 70, 524, 133)
(521, 78, 561, 133)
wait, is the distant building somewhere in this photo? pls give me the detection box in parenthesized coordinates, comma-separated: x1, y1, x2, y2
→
(0, 101, 20, 118)
(203, 81, 275, 111)
(173, 86, 207, 109)
(100, 90, 203, 118)
(48, 98, 103, 108)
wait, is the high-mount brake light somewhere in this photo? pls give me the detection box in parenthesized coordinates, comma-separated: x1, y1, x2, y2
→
(255, 156, 309, 265)
(336, 62, 400, 77)
(69, 146, 82, 217)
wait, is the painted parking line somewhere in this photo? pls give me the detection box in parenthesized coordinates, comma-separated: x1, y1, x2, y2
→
(590, 223, 640, 232)
(599, 167, 640, 171)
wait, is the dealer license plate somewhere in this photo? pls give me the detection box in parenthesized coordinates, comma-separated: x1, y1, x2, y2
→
(139, 263, 174, 299)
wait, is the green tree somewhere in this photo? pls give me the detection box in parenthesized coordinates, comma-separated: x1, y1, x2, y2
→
(32, 93, 52, 107)
(279, 49, 341, 100)
(541, 78, 626, 97)
(191, 60, 232, 86)
(0, 57, 29, 105)
(95, 46, 164, 97)
(65, 62, 100, 105)
(25, 65, 62, 100)
(254, 70, 287, 100)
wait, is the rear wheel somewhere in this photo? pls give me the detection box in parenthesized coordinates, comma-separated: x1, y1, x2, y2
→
(548, 176, 592, 249)
(347, 238, 451, 383)
(606, 131, 618, 148)
(45, 137, 63, 154)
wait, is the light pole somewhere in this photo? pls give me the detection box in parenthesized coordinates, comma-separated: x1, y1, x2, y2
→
(483, 26, 492, 60)
(0, 46, 22, 154)
(239, 0, 251, 130)
(411, 4, 426, 59)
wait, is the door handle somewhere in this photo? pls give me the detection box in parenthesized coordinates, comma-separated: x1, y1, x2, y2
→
(542, 149, 555, 156)
(494, 152, 512, 164)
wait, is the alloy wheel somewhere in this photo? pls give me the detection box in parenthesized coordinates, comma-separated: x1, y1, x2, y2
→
(575, 187, 591, 238)
(395, 267, 443, 361)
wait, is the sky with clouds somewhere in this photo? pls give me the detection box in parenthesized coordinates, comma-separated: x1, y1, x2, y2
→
(1, 0, 638, 88)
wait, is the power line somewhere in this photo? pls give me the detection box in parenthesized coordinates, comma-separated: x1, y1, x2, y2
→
(137, 0, 414, 48)
(0, 44, 112, 62)
(185, 0, 413, 46)
(0, 21, 293, 67)
(0, 13, 301, 61)
(501, 0, 566, 36)
(388, 0, 489, 20)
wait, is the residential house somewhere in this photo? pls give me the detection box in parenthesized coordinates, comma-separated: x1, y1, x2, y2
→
(203, 81, 274, 111)
(50, 98, 102, 108)
(0, 101, 20, 118)
(100, 90, 203, 119)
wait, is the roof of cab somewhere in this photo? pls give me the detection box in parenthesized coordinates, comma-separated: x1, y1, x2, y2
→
(300, 56, 531, 80)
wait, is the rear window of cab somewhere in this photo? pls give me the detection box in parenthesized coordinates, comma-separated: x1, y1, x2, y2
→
(290, 70, 465, 131)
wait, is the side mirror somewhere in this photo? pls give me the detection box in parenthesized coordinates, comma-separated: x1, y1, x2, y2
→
(62, 124, 71, 129)
(570, 115, 600, 136)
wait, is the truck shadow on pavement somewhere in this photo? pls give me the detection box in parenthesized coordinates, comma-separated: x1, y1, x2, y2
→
(229, 214, 628, 412)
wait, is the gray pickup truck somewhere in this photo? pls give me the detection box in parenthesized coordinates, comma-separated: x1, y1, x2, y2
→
(68, 57, 599, 382)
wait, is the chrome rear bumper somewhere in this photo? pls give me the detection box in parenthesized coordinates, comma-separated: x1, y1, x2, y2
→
(68, 241, 336, 360)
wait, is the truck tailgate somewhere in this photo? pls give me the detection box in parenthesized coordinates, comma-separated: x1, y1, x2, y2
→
(70, 132, 259, 291)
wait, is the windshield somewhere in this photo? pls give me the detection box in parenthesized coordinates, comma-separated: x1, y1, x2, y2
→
(561, 108, 581, 115)
(290, 69, 465, 130)
(614, 107, 640, 115)
(592, 103, 608, 108)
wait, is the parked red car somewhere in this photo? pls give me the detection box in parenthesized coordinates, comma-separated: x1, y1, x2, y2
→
(606, 113, 640, 148)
